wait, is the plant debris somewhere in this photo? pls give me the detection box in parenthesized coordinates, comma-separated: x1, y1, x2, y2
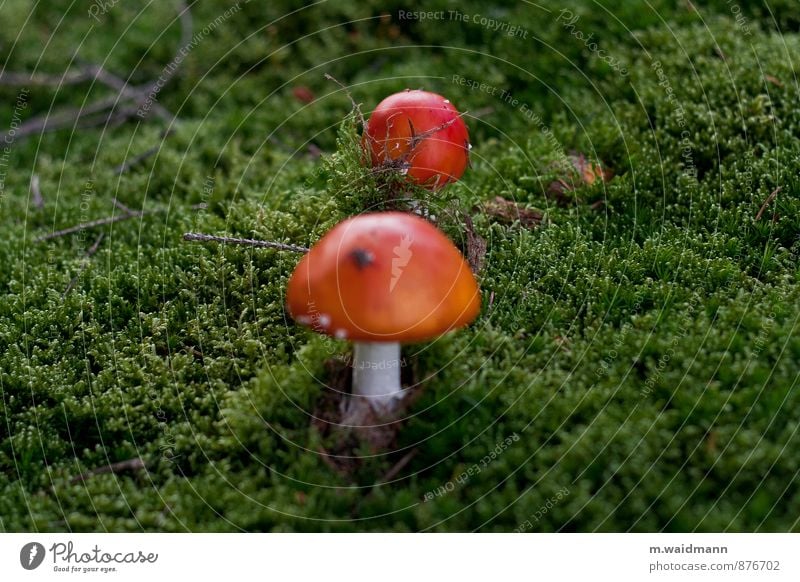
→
(69, 457, 146, 484)
(482, 196, 544, 229)
(548, 152, 614, 205)
(463, 214, 487, 274)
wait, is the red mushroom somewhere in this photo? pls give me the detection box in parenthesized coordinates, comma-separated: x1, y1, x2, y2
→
(286, 212, 480, 417)
(363, 90, 470, 190)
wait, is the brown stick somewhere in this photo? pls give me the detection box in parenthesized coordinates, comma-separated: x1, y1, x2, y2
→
(36, 203, 207, 242)
(0, 1, 188, 146)
(316, 447, 343, 473)
(81, 63, 174, 123)
(0, 66, 169, 126)
(114, 145, 159, 175)
(64, 233, 105, 295)
(112, 198, 135, 215)
(60, 58, 176, 122)
(113, 129, 173, 175)
(182, 232, 309, 253)
(376, 448, 418, 485)
(77, 104, 143, 130)
(0, 96, 120, 144)
(467, 106, 495, 119)
(0, 70, 95, 87)
(755, 186, 781, 221)
(38, 210, 143, 242)
(69, 457, 146, 484)
(324, 73, 366, 128)
(408, 115, 459, 150)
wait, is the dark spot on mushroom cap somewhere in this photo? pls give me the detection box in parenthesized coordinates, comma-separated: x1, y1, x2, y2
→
(349, 248, 374, 269)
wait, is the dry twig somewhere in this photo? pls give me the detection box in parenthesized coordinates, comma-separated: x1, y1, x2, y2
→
(755, 186, 781, 221)
(1, 96, 121, 144)
(36, 203, 207, 242)
(182, 232, 309, 253)
(376, 448, 418, 485)
(69, 457, 146, 484)
(81, 63, 174, 123)
(113, 129, 174, 175)
(111, 198, 135, 215)
(38, 210, 142, 242)
(0, 0, 190, 145)
(463, 214, 487, 274)
(324, 73, 366, 128)
(0, 70, 95, 87)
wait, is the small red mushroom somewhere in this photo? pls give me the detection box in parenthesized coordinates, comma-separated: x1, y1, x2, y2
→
(363, 90, 470, 190)
(286, 212, 480, 417)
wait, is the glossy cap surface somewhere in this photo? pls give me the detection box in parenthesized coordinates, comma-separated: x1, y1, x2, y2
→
(287, 212, 480, 342)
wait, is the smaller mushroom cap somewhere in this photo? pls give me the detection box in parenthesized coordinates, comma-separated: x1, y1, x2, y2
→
(287, 212, 480, 343)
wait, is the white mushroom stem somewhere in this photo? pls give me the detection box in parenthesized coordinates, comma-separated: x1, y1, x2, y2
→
(351, 341, 404, 413)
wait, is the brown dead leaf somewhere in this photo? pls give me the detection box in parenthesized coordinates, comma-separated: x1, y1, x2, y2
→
(570, 152, 614, 186)
(765, 74, 783, 87)
(547, 152, 613, 205)
(463, 214, 487, 274)
(482, 196, 544, 229)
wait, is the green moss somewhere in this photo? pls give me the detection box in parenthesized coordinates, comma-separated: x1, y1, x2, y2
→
(0, 0, 799, 532)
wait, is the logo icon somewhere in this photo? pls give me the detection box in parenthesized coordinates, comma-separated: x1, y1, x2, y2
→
(20, 542, 45, 570)
(390, 234, 413, 291)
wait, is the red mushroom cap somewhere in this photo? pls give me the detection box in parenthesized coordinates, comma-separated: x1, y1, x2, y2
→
(364, 90, 470, 189)
(287, 212, 480, 343)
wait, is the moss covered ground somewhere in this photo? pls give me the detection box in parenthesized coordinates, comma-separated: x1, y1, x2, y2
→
(0, 0, 799, 531)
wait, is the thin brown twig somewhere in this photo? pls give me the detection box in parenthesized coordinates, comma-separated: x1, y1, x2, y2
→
(0, 95, 120, 144)
(113, 131, 172, 175)
(0, 1, 190, 146)
(112, 198, 135, 215)
(316, 447, 343, 473)
(467, 106, 495, 118)
(81, 63, 174, 123)
(756, 186, 781, 221)
(0, 88, 155, 145)
(408, 115, 458, 150)
(182, 232, 309, 253)
(376, 448, 418, 485)
(38, 210, 143, 242)
(69, 457, 146, 484)
(0, 70, 95, 87)
(77, 104, 143, 130)
(64, 233, 105, 295)
(36, 203, 207, 242)
(324, 73, 366, 128)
